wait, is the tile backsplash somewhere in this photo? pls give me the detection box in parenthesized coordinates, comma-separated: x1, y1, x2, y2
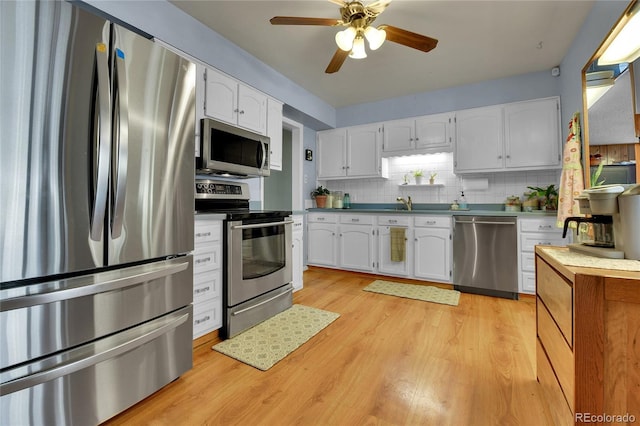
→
(319, 153, 561, 205)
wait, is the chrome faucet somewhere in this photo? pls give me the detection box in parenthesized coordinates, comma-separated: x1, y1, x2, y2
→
(396, 196, 413, 211)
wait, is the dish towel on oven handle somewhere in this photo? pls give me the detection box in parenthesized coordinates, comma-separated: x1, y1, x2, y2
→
(390, 227, 406, 262)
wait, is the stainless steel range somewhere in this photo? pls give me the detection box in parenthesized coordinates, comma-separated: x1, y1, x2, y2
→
(195, 179, 293, 338)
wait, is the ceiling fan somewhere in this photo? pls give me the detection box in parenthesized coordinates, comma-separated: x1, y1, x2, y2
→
(270, 0, 438, 73)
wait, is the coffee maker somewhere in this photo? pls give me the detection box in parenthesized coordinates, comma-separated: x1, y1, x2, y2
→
(565, 184, 640, 260)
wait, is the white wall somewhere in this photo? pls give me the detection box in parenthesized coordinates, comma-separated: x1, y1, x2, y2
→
(320, 153, 559, 205)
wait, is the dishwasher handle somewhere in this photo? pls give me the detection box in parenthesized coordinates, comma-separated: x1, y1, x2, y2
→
(455, 220, 516, 226)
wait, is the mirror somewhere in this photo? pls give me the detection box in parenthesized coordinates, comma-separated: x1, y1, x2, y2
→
(582, 0, 640, 186)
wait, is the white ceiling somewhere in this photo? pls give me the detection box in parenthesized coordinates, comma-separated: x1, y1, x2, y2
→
(171, 0, 595, 108)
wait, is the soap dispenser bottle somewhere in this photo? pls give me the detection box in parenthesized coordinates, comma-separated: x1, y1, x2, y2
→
(459, 191, 468, 209)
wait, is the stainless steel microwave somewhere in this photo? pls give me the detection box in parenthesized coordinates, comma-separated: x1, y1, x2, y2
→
(197, 118, 270, 177)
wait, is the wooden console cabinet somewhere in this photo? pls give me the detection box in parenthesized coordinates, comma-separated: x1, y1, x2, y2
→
(535, 246, 640, 425)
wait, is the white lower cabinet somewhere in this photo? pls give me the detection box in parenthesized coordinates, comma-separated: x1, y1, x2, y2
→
(413, 216, 452, 283)
(377, 215, 412, 277)
(338, 215, 376, 272)
(292, 215, 304, 291)
(193, 215, 223, 339)
(517, 216, 569, 294)
(307, 213, 338, 267)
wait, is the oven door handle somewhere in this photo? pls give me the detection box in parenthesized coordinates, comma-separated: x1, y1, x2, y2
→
(231, 286, 293, 316)
(231, 220, 294, 230)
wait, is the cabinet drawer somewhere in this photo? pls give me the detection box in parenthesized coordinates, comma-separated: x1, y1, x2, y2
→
(536, 339, 575, 422)
(377, 215, 410, 226)
(340, 214, 375, 225)
(521, 252, 536, 272)
(194, 270, 222, 303)
(194, 221, 222, 246)
(193, 245, 221, 274)
(521, 234, 566, 252)
(520, 218, 558, 233)
(193, 298, 222, 338)
(536, 257, 573, 345)
(307, 213, 338, 223)
(521, 271, 536, 293)
(413, 216, 450, 228)
(537, 300, 575, 411)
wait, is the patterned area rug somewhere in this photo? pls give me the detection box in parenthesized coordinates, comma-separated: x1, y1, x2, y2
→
(212, 304, 340, 371)
(363, 280, 461, 306)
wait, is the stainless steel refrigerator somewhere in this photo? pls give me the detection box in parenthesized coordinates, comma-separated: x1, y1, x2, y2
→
(0, 1, 195, 424)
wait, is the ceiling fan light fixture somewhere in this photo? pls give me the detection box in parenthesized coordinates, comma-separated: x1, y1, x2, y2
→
(364, 26, 386, 50)
(335, 26, 357, 51)
(349, 35, 367, 59)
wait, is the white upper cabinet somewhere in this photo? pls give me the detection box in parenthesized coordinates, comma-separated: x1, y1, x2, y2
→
(204, 67, 267, 135)
(504, 97, 561, 169)
(317, 124, 388, 180)
(454, 97, 561, 173)
(267, 98, 283, 171)
(455, 105, 504, 172)
(383, 112, 454, 156)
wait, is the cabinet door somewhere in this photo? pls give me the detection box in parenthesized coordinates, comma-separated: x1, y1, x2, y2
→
(415, 112, 454, 150)
(204, 68, 237, 125)
(504, 97, 561, 169)
(307, 223, 338, 266)
(347, 124, 381, 177)
(267, 98, 283, 171)
(237, 85, 267, 134)
(455, 106, 504, 172)
(292, 230, 304, 291)
(317, 129, 347, 179)
(383, 119, 415, 153)
(378, 226, 411, 277)
(339, 224, 375, 272)
(413, 228, 451, 282)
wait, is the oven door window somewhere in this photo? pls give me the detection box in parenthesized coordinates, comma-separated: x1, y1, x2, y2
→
(241, 224, 285, 279)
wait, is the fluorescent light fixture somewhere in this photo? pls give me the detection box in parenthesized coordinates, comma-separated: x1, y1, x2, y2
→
(598, 3, 640, 65)
(586, 70, 614, 108)
(349, 36, 367, 59)
(364, 26, 386, 50)
(335, 27, 357, 51)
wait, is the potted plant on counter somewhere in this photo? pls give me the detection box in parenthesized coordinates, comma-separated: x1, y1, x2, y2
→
(527, 184, 558, 211)
(311, 185, 330, 208)
(429, 171, 437, 185)
(522, 190, 540, 211)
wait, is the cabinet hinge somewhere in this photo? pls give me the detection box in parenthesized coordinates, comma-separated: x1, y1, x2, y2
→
(450, 233, 452, 240)
(449, 270, 452, 277)
(372, 230, 375, 235)
(203, 69, 207, 81)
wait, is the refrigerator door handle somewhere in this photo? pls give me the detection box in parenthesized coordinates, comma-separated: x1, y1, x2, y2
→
(1, 259, 189, 312)
(90, 43, 112, 241)
(111, 48, 129, 238)
(0, 309, 190, 396)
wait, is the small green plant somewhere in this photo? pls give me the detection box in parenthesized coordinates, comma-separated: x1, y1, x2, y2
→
(527, 185, 558, 210)
(590, 162, 606, 187)
(310, 185, 330, 197)
(429, 171, 438, 179)
(412, 170, 424, 177)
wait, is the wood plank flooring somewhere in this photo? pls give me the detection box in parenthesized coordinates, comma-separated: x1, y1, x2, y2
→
(105, 267, 556, 426)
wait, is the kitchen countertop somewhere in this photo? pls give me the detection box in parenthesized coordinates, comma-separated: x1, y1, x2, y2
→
(307, 203, 558, 217)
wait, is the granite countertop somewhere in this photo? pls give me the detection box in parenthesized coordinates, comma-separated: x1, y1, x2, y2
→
(306, 203, 557, 217)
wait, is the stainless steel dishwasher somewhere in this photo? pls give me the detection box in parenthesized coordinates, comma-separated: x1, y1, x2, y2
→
(453, 216, 518, 299)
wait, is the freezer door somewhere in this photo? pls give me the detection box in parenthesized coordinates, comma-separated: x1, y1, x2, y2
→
(108, 25, 195, 266)
(0, 256, 193, 370)
(0, 1, 110, 282)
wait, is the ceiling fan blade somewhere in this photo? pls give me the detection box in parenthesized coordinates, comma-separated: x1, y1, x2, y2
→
(325, 48, 350, 74)
(327, 0, 347, 6)
(270, 16, 341, 26)
(379, 24, 438, 52)
(366, 0, 392, 15)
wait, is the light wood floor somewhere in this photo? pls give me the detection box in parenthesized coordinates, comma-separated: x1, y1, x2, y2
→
(105, 267, 556, 426)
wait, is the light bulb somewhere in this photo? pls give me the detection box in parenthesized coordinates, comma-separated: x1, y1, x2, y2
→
(335, 27, 357, 51)
(364, 26, 386, 50)
(349, 36, 367, 59)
